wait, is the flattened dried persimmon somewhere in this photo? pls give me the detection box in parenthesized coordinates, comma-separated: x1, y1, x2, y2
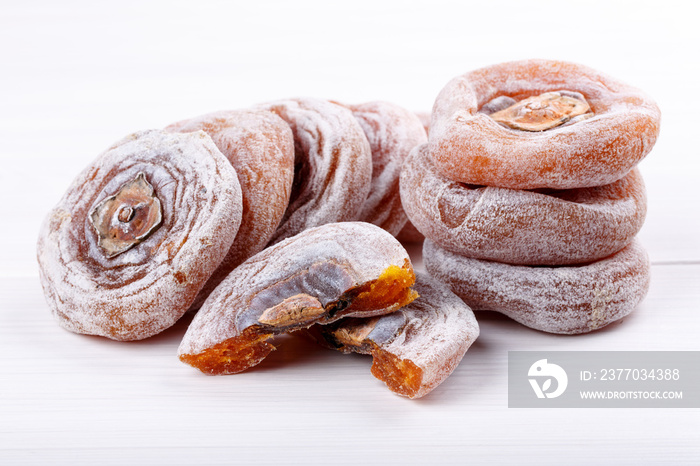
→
(430, 59, 661, 189)
(400, 143, 647, 265)
(342, 101, 427, 236)
(424, 239, 650, 335)
(256, 98, 373, 244)
(37, 130, 242, 341)
(310, 272, 479, 399)
(178, 222, 417, 375)
(166, 109, 295, 308)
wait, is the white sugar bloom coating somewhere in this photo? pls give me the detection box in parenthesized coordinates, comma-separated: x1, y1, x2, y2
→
(337, 272, 479, 399)
(430, 59, 661, 189)
(424, 239, 650, 335)
(347, 101, 427, 236)
(166, 109, 295, 308)
(380, 273, 479, 398)
(178, 222, 413, 357)
(37, 130, 242, 341)
(401, 143, 647, 265)
(256, 98, 373, 244)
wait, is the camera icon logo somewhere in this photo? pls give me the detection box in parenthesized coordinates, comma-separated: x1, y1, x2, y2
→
(528, 359, 568, 399)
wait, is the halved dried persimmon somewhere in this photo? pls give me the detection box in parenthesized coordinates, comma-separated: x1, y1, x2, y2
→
(178, 222, 417, 375)
(310, 272, 479, 399)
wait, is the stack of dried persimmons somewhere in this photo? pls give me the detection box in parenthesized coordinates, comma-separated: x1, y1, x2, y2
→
(37, 59, 660, 399)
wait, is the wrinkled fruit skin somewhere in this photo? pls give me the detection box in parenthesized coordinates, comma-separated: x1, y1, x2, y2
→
(424, 239, 650, 335)
(430, 59, 661, 189)
(401, 143, 647, 265)
(37, 130, 242, 341)
(179, 222, 417, 375)
(345, 101, 427, 236)
(166, 109, 295, 309)
(256, 98, 373, 244)
(312, 272, 479, 399)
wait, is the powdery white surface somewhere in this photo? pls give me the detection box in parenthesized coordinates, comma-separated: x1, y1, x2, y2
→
(424, 239, 650, 335)
(430, 59, 661, 189)
(36, 130, 242, 341)
(370, 272, 479, 398)
(179, 222, 412, 356)
(3, 3, 699, 463)
(256, 98, 373, 244)
(346, 101, 427, 236)
(166, 110, 295, 306)
(401, 143, 647, 265)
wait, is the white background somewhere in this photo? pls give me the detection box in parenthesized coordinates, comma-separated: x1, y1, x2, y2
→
(1, 1, 699, 464)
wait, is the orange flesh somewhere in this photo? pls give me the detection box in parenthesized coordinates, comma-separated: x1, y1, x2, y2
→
(346, 260, 418, 314)
(370, 345, 423, 398)
(181, 261, 417, 375)
(179, 327, 275, 375)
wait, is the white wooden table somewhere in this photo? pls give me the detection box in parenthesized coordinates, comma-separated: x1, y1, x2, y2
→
(2, 1, 699, 464)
